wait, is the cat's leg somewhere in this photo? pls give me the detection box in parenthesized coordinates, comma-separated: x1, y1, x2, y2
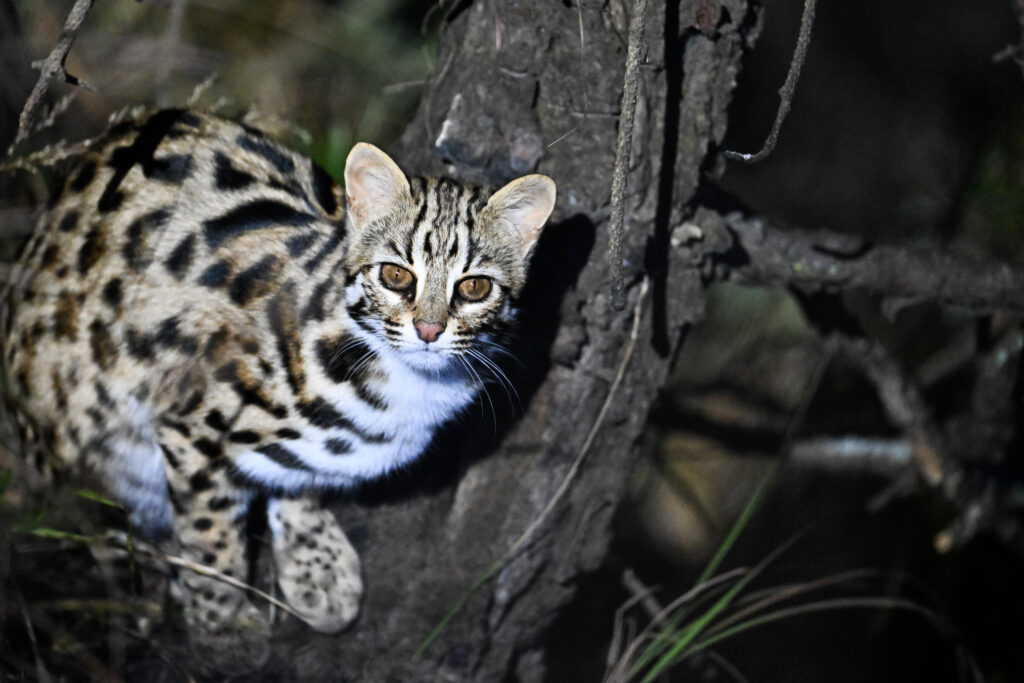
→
(159, 428, 270, 671)
(268, 496, 362, 632)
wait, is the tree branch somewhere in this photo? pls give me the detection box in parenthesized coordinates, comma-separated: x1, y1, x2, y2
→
(681, 205, 1024, 552)
(828, 334, 956, 490)
(788, 436, 913, 473)
(7, 0, 95, 157)
(688, 209, 1024, 314)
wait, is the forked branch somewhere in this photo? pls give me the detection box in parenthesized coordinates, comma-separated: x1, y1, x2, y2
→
(8, 0, 96, 157)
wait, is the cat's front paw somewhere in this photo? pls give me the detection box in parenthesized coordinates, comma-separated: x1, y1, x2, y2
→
(177, 569, 271, 673)
(269, 497, 363, 632)
(187, 598, 271, 674)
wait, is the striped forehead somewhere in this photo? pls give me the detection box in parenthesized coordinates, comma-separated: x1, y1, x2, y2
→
(407, 177, 482, 268)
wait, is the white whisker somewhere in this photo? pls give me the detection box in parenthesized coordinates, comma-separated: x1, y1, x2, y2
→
(345, 350, 379, 380)
(474, 339, 526, 369)
(456, 354, 495, 432)
(466, 348, 521, 414)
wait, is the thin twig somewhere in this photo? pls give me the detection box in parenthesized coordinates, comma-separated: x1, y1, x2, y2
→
(607, 571, 662, 672)
(829, 335, 956, 489)
(723, 0, 817, 163)
(185, 72, 219, 107)
(705, 651, 751, 683)
(621, 567, 664, 620)
(607, 0, 649, 310)
(424, 41, 458, 144)
(8, 0, 96, 157)
(31, 93, 76, 138)
(789, 436, 912, 473)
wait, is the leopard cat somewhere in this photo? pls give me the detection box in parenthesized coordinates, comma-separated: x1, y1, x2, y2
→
(1, 108, 556, 669)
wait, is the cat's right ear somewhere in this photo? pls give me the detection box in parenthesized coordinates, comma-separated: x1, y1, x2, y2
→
(344, 143, 411, 231)
(484, 174, 557, 257)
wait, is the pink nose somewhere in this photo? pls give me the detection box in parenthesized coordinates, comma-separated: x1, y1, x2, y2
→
(414, 319, 445, 343)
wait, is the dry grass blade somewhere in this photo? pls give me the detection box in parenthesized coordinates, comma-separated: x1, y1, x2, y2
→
(684, 596, 964, 663)
(636, 533, 804, 683)
(603, 568, 747, 682)
(706, 568, 885, 637)
(105, 533, 301, 619)
(18, 593, 54, 683)
(606, 569, 663, 672)
(0, 138, 97, 176)
(16, 526, 302, 619)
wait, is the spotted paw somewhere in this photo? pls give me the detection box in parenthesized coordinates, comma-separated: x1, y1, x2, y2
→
(187, 597, 271, 674)
(269, 497, 362, 633)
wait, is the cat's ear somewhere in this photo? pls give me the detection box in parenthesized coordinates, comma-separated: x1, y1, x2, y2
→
(484, 174, 557, 255)
(344, 143, 411, 230)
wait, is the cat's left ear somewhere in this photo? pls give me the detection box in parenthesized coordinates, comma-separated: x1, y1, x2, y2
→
(485, 175, 557, 256)
(344, 143, 411, 231)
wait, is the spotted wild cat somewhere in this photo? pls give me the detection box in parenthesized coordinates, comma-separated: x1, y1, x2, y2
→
(1, 109, 556, 667)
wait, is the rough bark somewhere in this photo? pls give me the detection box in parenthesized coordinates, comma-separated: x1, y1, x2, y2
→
(265, 1, 758, 680)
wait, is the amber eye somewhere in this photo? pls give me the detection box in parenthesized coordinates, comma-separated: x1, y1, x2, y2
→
(457, 276, 492, 302)
(380, 264, 414, 291)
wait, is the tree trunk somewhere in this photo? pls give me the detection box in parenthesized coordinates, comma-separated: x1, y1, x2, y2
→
(274, 1, 758, 679)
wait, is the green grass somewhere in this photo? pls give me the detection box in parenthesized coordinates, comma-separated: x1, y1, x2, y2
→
(620, 475, 776, 682)
(604, 478, 978, 683)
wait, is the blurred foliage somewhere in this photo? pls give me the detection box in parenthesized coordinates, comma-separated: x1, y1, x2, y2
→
(13, 0, 436, 174)
(963, 118, 1024, 260)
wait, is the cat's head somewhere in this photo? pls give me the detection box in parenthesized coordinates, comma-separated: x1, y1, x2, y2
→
(342, 143, 556, 373)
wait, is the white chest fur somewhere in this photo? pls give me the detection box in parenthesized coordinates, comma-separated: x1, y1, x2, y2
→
(234, 338, 477, 492)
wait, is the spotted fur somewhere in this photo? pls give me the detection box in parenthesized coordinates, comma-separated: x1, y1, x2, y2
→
(1, 109, 556, 669)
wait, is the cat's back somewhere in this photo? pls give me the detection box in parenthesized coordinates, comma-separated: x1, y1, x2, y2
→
(2, 109, 346, 465)
(11, 109, 344, 296)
